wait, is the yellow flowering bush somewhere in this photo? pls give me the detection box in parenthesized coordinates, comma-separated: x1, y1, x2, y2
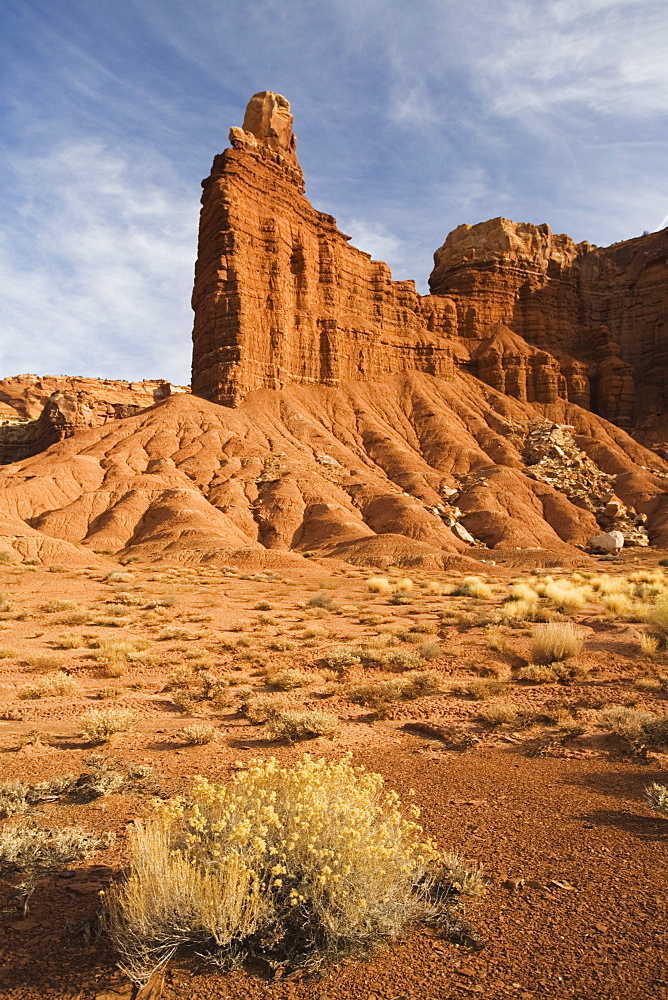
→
(104, 755, 472, 984)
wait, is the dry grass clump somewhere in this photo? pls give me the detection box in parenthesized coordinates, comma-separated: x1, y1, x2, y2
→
(601, 707, 668, 751)
(366, 576, 392, 594)
(265, 667, 313, 690)
(17, 671, 79, 700)
(531, 622, 584, 665)
(180, 723, 218, 745)
(516, 664, 558, 684)
(307, 594, 338, 611)
(381, 649, 425, 672)
(517, 661, 588, 685)
(638, 632, 660, 657)
(452, 680, 507, 701)
(0, 647, 16, 659)
(22, 652, 68, 673)
(646, 593, 668, 648)
(54, 632, 86, 649)
(347, 670, 441, 711)
(451, 577, 494, 600)
(103, 756, 470, 984)
(242, 694, 293, 724)
(540, 580, 588, 615)
(264, 709, 339, 741)
(0, 822, 108, 914)
(40, 599, 80, 613)
(79, 708, 138, 743)
(646, 783, 668, 815)
(477, 702, 521, 727)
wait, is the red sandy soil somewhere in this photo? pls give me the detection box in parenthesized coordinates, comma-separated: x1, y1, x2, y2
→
(0, 554, 666, 1000)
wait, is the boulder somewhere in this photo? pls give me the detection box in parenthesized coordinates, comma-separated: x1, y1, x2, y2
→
(588, 531, 624, 554)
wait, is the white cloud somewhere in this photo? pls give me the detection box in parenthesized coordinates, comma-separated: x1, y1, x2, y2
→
(340, 220, 402, 263)
(0, 139, 198, 383)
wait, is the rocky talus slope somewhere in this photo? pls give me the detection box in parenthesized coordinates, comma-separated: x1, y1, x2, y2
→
(0, 91, 665, 567)
(0, 372, 667, 569)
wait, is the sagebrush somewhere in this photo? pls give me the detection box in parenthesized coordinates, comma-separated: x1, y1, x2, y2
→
(103, 756, 478, 984)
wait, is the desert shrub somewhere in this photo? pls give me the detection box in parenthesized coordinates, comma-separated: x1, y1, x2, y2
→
(0, 551, 12, 563)
(401, 670, 442, 699)
(646, 593, 668, 648)
(180, 723, 218, 745)
(601, 593, 633, 619)
(17, 671, 79, 699)
(0, 822, 107, 914)
(639, 632, 660, 656)
(41, 600, 79, 613)
(105, 572, 134, 584)
(531, 622, 583, 664)
(23, 652, 67, 673)
(496, 598, 549, 624)
(366, 576, 392, 594)
(477, 702, 520, 727)
(103, 756, 470, 984)
(166, 666, 194, 690)
(97, 686, 121, 700)
(264, 709, 339, 741)
(516, 663, 558, 684)
(451, 577, 494, 600)
(0, 647, 16, 659)
(242, 695, 293, 724)
(268, 639, 295, 652)
(394, 578, 413, 593)
(454, 680, 507, 700)
(418, 641, 443, 661)
(0, 591, 12, 612)
(382, 649, 424, 673)
(324, 646, 365, 670)
(347, 679, 405, 709)
(389, 593, 412, 606)
(601, 707, 668, 750)
(646, 782, 668, 814)
(54, 632, 85, 649)
(541, 581, 587, 615)
(17, 683, 47, 700)
(266, 668, 312, 690)
(79, 708, 138, 743)
(308, 594, 338, 610)
(302, 624, 330, 640)
(551, 662, 589, 685)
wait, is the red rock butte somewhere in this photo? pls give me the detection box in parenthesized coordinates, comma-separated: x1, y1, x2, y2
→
(191, 91, 668, 446)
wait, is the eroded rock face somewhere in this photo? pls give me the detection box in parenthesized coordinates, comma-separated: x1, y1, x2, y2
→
(191, 94, 667, 447)
(0, 376, 188, 464)
(430, 217, 667, 431)
(191, 93, 456, 406)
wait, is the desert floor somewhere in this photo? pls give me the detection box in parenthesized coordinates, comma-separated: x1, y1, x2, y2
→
(0, 551, 666, 1000)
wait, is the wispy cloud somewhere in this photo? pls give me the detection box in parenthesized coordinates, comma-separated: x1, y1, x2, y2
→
(0, 139, 197, 382)
(0, 0, 666, 379)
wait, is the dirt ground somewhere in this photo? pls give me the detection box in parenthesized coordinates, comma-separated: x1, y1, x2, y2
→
(0, 552, 666, 1000)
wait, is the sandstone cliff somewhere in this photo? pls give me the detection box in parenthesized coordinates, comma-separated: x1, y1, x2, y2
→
(430, 218, 668, 434)
(191, 93, 666, 451)
(191, 91, 456, 406)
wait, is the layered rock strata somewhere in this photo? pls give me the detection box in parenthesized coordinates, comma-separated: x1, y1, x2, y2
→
(430, 218, 667, 430)
(191, 93, 666, 446)
(191, 91, 456, 406)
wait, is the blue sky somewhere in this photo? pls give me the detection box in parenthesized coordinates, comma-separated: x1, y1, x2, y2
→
(1, 0, 666, 384)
